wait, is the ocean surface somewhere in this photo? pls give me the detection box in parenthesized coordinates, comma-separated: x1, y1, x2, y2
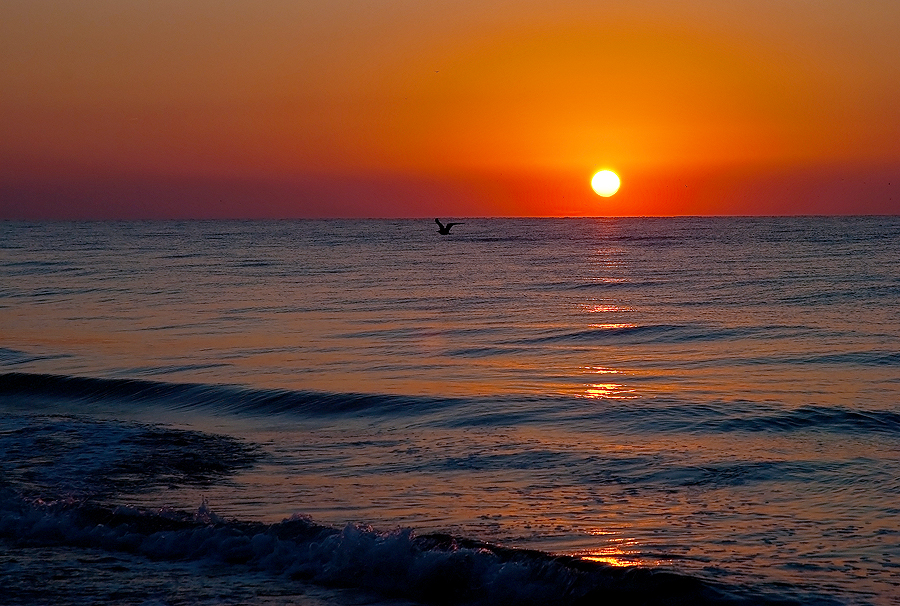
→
(1, 217, 898, 605)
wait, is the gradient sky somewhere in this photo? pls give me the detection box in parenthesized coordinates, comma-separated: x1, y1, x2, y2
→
(2, 0, 899, 218)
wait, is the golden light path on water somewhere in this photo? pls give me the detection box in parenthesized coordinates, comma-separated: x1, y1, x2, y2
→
(576, 532, 659, 567)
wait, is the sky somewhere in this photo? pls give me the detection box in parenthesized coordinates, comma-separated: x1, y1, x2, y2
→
(2, 0, 899, 218)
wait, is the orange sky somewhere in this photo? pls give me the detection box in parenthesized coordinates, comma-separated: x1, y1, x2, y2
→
(2, 0, 898, 218)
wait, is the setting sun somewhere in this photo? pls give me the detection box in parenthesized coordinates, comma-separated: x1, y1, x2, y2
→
(591, 170, 621, 197)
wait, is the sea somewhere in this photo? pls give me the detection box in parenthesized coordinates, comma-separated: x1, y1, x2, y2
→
(1, 217, 898, 605)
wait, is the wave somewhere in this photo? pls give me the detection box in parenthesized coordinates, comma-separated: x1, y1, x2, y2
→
(557, 399, 900, 437)
(701, 404, 900, 435)
(4, 373, 899, 440)
(0, 494, 818, 606)
(0, 347, 71, 367)
(515, 324, 766, 345)
(0, 372, 454, 418)
(564, 279, 661, 291)
(768, 350, 900, 367)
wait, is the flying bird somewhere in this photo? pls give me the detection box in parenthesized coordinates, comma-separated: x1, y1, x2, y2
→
(435, 218, 463, 234)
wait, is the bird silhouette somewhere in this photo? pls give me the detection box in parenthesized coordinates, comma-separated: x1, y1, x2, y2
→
(435, 218, 463, 234)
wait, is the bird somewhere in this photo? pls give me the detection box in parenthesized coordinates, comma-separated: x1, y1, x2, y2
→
(435, 218, 463, 234)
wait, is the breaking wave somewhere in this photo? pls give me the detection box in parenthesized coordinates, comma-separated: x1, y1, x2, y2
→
(0, 495, 813, 606)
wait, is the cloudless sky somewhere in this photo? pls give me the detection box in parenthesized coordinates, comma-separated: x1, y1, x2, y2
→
(2, 0, 898, 218)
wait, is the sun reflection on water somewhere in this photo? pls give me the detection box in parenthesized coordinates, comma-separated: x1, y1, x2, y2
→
(578, 551, 644, 567)
(581, 383, 637, 399)
(575, 533, 650, 567)
(587, 323, 638, 330)
(579, 366, 637, 399)
(580, 304, 634, 313)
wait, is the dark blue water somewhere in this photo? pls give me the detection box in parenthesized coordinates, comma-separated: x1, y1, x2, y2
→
(1, 218, 898, 605)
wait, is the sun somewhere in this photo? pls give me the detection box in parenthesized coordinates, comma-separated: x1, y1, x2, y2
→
(591, 170, 620, 197)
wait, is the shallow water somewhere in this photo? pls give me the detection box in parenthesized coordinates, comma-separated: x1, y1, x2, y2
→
(1, 218, 898, 605)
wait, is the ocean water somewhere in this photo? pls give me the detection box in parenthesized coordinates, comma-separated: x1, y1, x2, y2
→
(1, 217, 898, 605)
